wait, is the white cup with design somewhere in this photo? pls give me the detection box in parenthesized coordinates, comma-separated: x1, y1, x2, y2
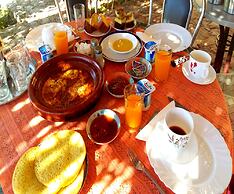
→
(188, 50, 211, 80)
(163, 107, 194, 154)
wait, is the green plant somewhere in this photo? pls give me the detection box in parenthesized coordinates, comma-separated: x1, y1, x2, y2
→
(0, 8, 17, 30)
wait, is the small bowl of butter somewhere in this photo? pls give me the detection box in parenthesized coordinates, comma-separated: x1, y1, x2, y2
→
(73, 39, 91, 55)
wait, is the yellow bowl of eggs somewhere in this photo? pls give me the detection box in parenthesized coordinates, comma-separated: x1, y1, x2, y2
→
(108, 32, 138, 54)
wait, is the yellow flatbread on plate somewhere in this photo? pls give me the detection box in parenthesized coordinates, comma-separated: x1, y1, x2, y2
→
(12, 147, 58, 194)
(34, 130, 86, 191)
(58, 160, 86, 194)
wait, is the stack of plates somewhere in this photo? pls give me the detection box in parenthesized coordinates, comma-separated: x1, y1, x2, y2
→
(100, 31, 143, 62)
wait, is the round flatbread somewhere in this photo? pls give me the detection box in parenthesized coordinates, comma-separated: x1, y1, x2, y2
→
(34, 130, 86, 191)
(58, 160, 86, 194)
(12, 147, 58, 194)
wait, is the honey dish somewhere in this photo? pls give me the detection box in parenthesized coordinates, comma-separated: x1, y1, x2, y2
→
(106, 72, 133, 98)
(108, 32, 138, 54)
(125, 57, 152, 80)
(86, 109, 121, 145)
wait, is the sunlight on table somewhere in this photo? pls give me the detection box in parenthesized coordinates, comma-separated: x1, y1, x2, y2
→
(12, 98, 30, 112)
(29, 115, 44, 127)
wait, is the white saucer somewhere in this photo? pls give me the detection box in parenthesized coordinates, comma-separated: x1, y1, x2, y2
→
(146, 112, 232, 194)
(100, 31, 143, 62)
(84, 26, 111, 38)
(182, 61, 216, 85)
(111, 20, 137, 31)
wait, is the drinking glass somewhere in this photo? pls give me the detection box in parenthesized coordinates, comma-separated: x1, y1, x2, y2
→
(154, 44, 172, 82)
(73, 3, 85, 33)
(6, 51, 27, 93)
(124, 84, 144, 129)
(4, 41, 34, 94)
(0, 60, 11, 101)
(54, 31, 68, 55)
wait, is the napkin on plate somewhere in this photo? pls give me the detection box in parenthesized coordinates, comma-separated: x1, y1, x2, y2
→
(136, 101, 175, 141)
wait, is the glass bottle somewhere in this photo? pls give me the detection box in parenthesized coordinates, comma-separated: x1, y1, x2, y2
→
(94, 45, 105, 68)
(90, 38, 99, 58)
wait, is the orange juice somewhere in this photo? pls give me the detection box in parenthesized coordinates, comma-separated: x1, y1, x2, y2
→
(154, 48, 172, 82)
(125, 94, 143, 128)
(54, 31, 68, 55)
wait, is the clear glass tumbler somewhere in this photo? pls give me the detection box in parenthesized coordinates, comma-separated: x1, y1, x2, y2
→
(6, 51, 27, 93)
(0, 60, 11, 102)
(73, 3, 85, 33)
(5, 41, 34, 95)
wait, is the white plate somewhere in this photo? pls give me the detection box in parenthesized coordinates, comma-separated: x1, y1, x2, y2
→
(100, 32, 143, 62)
(111, 20, 137, 31)
(182, 61, 216, 85)
(25, 23, 74, 51)
(146, 112, 232, 194)
(145, 23, 192, 52)
(84, 27, 111, 38)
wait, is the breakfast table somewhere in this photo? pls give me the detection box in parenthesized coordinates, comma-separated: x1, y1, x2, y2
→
(0, 22, 233, 194)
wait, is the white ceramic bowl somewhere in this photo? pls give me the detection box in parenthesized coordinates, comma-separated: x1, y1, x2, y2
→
(108, 33, 138, 54)
(86, 109, 121, 145)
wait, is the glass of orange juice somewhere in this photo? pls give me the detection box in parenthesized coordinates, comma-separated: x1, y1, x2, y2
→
(124, 84, 144, 129)
(54, 31, 68, 55)
(154, 44, 172, 82)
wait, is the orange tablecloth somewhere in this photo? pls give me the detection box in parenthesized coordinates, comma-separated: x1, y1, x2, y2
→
(0, 24, 233, 194)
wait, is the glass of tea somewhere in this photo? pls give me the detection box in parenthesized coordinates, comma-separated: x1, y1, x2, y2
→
(124, 84, 144, 129)
(54, 31, 68, 55)
(164, 107, 194, 151)
(154, 44, 172, 82)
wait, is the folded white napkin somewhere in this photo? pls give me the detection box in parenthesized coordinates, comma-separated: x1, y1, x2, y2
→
(136, 101, 175, 141)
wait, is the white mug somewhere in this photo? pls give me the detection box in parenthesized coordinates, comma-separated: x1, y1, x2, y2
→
(188, 50, 211, 79)
(164, 107, 194, 150)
